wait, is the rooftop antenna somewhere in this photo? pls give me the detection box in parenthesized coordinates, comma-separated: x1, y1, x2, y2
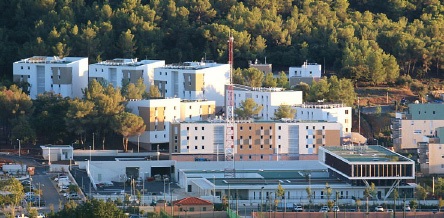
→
(264, 56, 267, 64)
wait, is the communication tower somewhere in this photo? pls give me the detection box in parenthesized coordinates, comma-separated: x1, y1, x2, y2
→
(224, 33, 235, 178)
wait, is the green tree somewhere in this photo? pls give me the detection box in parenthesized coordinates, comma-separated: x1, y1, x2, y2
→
(65, 99, 95, 145)
(118, 29, 137, 58)
(234, 98, 263, 119)
(415, 185, 427, 207)
(113, 112, 146, 152)
(274, 104, 295, 120)
(263, 72, 277, 87)
(276, 71, 289, 88)
(0, 178, 24, 217)
(275, 182, 285, 210)
(148, 85, 161, 98)
(53, 199, 126, 218)
(364, 183, 376, 213)
(243, 68, 264, 88)
(123, 78, 146, 100)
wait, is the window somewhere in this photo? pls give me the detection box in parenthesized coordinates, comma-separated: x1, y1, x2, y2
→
(240, 126, 243, 130)
(278, 126, 281, 130)
(249, 145, 252, 149)
(240, 155, 243, 160)
(306, 135, 308, 139)
(240, 145, 243, 149)
(261, 136, 263, 139)
(345, 110, 349, 114)
(201, 146, 204, 149)
(195, 146, 198, 149)
(186, 146, 189, 149)
(433, 111, 436, 114)
(269, 145, 272, 149)
(249, 155, 252, 159)
(278, 145, 281, 149)
(306, 145, 308, 148)
(261, 126, 264, 130)
(249, 126, 252, 130)
(195, 136, 198, 140)
(269, 126, 272, 130)
(249, 136, 252, 139)
(306, 126, 309, 129)
(21, 66, 23, 69)
(195, 127, 197, 130)
(187, 136, 189, 140)
(187, 127, 189, 130)
(155, 135, 157, 138)
(322, 126, 325, 129)
(260, 155, 263, 159)
(202, 127, 204, 130)
(202, 136, 204, 140)
(261, 145, 263, 149)
(278, 136, 281, 139)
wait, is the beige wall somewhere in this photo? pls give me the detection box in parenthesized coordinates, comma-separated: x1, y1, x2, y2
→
(236, 123, 275, 155)
(428, 143, 444, 174)
(184, 73, 204, 91)
(398, 120, 444, 151)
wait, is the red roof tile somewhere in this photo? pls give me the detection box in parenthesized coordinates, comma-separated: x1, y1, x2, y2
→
(173, 197, 213, 206)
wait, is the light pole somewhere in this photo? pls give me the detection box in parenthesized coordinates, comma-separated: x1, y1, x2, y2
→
(137, 134, 140, 153)
(142, 172, 147, 206)
(17, 139, 21, 157)
(157, 144, 160, 161)
(260, 187, 264, 213)
(92, 132, 95, 150)
(89, 146, 92, 162)
(37, 183, 44, 208)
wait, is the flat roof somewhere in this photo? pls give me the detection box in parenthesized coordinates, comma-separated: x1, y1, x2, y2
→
(322, 145, 411, 162)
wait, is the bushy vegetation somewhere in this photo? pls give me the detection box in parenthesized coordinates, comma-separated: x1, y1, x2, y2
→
(0, 0, 443, 83)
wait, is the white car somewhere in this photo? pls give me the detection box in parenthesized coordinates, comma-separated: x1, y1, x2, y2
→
(375, 206, 384, 212)
(404, 205, 411, 211)
(319, 206, 329, 212)
(332, 206, 340, 212)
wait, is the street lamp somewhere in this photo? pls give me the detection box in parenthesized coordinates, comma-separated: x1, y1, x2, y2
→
(37, 183, 44, 208)
(142, 172, 148, 206)
(89, 146, 92, 162)
(17, 139, 21, 157)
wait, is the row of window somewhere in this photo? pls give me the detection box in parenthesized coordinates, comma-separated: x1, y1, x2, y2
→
(240, 126, 272, 130)
(239, 144, 280, 149)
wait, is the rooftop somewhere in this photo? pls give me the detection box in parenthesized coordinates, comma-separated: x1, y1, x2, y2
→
(232, 84, 295, 92)
(16, 56, 78, 64)
(94, 58, 162, 67)
(160, 61, 223, 70)
(322, 145, 412, 163)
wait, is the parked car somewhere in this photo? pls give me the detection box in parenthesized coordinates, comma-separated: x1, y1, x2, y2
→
(375, 206, 384, 212)
(319, 206, 329, 212)
(404, 205, 411, 211)
(293, 205, 303, 212)
(332, 206, 340, 212)
(387, 209, 394, 212)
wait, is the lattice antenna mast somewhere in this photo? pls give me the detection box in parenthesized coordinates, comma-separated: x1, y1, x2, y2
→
(224, 33, 235, 178)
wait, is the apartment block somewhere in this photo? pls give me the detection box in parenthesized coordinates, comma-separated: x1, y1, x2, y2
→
(295, 103, 352, 136)
(170, 120, 342, 161)
(418, 127, 444, 175)
(230, 84, 303, 120)
(288, 62, 321, 86)
(89, 58, 165, 91)
(153, 61, 229, 107)
(392, 103, 444, 152)
(13, 56, 88, 99)
(127, 98, 216, 151)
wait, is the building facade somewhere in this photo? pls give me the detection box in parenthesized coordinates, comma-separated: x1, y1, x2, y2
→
(295, 103, 352, 136)
(229, 85, 303, 121)
(392, 103, 444, 152)
(89, 59, 165, 91)
(13, 56, 88, 99)
(170, 120, 342, 160)
(127, 98, 216, 151)
(288, 62, 322, 86)
(154, 61, 230, 107)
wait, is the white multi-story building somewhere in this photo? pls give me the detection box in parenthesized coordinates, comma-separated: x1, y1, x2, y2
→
(89, 58, 165, 91)
(296, 103, 352, 136)
(289, 61, 322, 78)
(13, 56, 88, 99)
(288, 62, 322, 86)
(127, 98, 216, 151)
(170, 120, 342, 160)
(230, 85, 303, 120)
(154, 61, 230, 107)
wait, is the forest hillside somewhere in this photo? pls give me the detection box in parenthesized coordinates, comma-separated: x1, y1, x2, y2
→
(0, 0, 443, 84)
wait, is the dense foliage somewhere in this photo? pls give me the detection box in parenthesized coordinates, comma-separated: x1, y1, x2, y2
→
(0, 0, 443, 83)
